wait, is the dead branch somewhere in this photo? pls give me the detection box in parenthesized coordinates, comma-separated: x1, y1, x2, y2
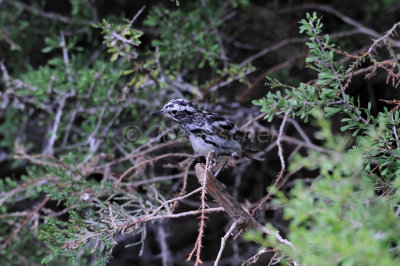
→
(193, 153, 295, 259)
(187, 153, 213, 265)
(194, 162, 261, 231)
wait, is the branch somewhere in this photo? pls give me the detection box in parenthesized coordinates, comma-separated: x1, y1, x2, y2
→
(276, 111, 289, 180)
(187, 153, 213, 265)
(119, 206, 224, 230)
(214, 220, 241, 266)
(194, 162, 260, 230)
(280, 3, 381, 39)
(193, 153, 295, 253)
(43, 91, 73, 155)
(367, 22, 400, 54)
(116, 153, 194, 185)
(157, 222, 171, 266)
(251, 112, 289, 214)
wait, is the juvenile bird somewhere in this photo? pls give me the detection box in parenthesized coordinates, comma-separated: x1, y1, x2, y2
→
(153, 99, 262, 177)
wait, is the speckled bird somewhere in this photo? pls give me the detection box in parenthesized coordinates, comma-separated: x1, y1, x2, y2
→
(153, 99, 261, 171)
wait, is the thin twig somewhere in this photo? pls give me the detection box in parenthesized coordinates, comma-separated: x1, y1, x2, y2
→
(252, 111, 289, 214)
(280, 3, 381, 39)
(6, 1, 91, 25)
(187, 153, 213, 265)
(157, 222, 171, 266)
(239, 37, 308, 67)
(276, 111, 289, 180)
(43, 91, 72, 155)
(130, 171, 195, 187)
(242, 248, 276, 266)
(240, 113, 265, 130)
(286, 117, 312, 145)
(367, 22, 400, 55)
(116, 153, 194, 185)
(214, 220, 240, 266)
(2, 197, 49, 249)
(110, 139, 186, 166)
(129, 6, 146, 25)
(119, 206, 224, 230)
(391, 112, 399, 149)
(121, 187, 203, 230)
(170, 158, 196, 212)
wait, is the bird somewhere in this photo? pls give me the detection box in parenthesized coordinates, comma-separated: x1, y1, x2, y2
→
(152, 99, 262, 177)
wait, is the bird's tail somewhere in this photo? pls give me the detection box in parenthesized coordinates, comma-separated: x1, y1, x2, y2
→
(236, 131, 265, 161)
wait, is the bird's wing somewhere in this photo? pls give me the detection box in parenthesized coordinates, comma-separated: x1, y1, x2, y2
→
(204, 111, 237, 138)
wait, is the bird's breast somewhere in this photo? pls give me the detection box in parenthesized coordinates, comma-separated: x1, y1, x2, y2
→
(188, 134, 215, 157)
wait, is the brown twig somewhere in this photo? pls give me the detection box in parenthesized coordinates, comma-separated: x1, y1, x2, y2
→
(109, 138, 187, 166)
(240, 113, 265, 131)
(2, 197, 49, 249)
(116, 153, 194, 186)
(170, 158, 196, 212)
(119, 205, 223, 230)
(187, 153, 213, 265)
(194, 162, 260, 230)
(366, 22, 400, 55)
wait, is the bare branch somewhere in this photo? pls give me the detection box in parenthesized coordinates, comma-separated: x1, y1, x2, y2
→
(187, 153, 213, 265)
(116, 153, 194, 185)
(157, 222, 171, 266)
(43, 91, 73, 155)
(214, 220, 240, 266)
(251, 112, 290, 214)
(129, 6, 146, 26)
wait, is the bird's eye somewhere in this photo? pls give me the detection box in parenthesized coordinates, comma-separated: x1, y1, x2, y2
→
(171, 110, 178, 115)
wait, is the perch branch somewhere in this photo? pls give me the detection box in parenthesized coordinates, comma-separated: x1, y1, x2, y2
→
(193, 152, 295, 260)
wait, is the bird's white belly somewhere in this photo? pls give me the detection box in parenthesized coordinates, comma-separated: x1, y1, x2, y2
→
(188, 134, 240, 162)
(189, 134, 214, 157)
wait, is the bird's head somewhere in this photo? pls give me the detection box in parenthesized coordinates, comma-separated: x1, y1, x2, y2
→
(152, 99, 199, 123)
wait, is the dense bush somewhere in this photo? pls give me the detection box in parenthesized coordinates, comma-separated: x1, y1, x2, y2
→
(1, 1, 399, 265)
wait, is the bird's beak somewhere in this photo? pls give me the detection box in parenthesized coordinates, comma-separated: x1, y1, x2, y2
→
(151, 111, 162, 116)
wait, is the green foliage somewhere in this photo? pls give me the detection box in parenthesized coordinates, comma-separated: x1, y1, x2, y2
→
(2, 1, 400, 264)
(280, 168, 400, 265)
(144, 0, 248, 74)
(36, 155, 171, 264)
(93, 18, 143, 62)
(281, 113, 400, 265)
(0, 109, 23, 152)
(248, 13, 400, 265)
(0, 226, 49, 265)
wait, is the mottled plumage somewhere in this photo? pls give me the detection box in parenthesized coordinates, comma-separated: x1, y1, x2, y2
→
(154, 99, 261, 162)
